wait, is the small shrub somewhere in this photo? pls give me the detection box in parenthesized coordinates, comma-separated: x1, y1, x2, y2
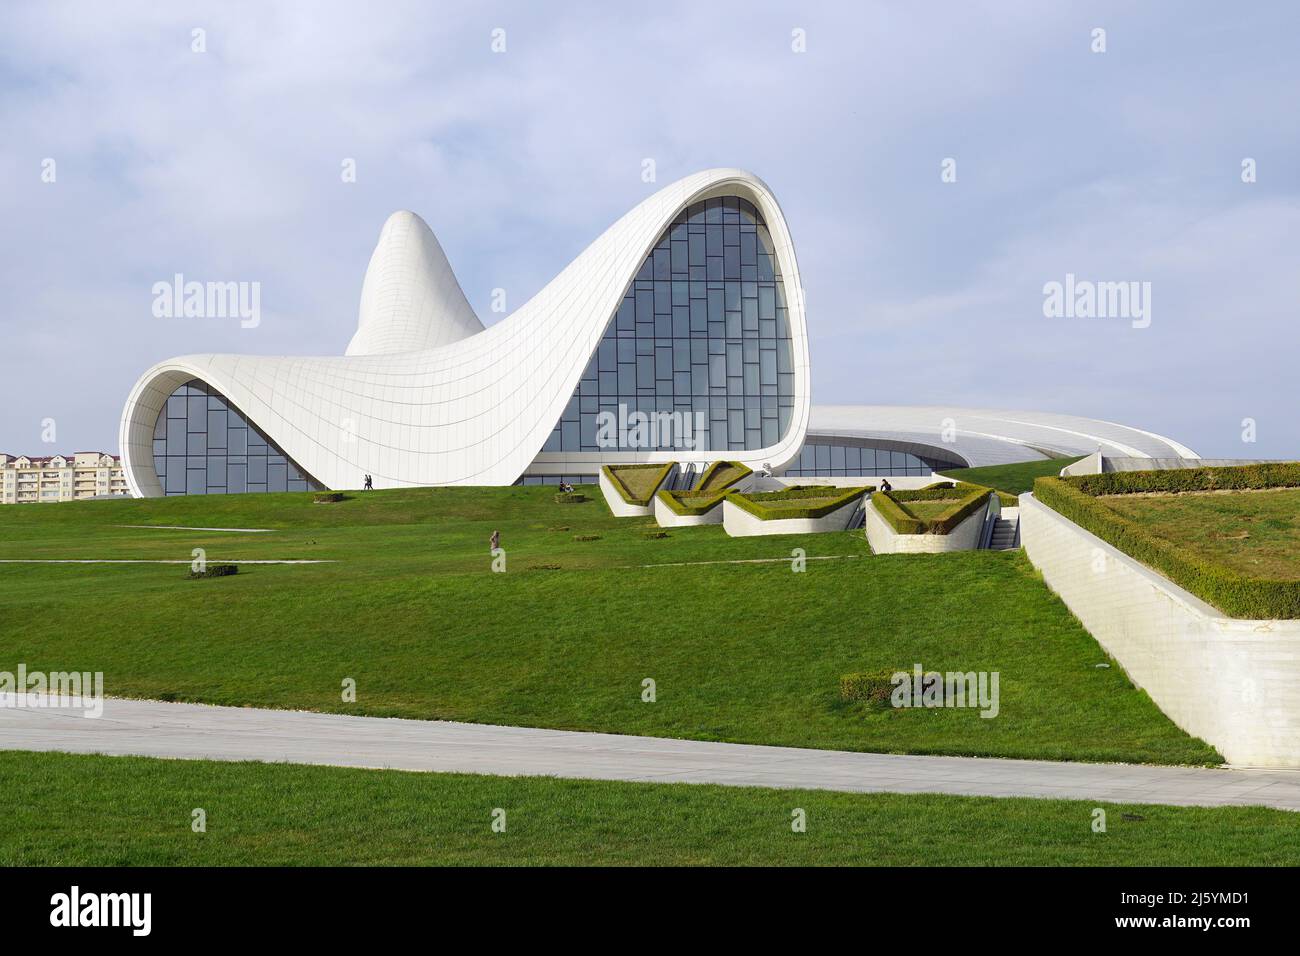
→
(643, 530, 669, 539)
(313, 492, 345, 504)
(554, 492, 588, 504)
(528, 563, 563, 571)
(573, 534, 602, 542)
(840, 671, 900, 704)
(188, 563, 238, 579)
(548, 526, 571, 532)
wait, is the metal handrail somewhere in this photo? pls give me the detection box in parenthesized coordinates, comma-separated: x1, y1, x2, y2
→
(978, 492, 1000, 549)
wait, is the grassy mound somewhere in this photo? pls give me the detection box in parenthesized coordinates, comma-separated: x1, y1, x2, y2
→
(0, 485, 1216, 764)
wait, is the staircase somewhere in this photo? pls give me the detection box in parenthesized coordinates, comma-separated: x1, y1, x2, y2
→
(988, 507, 1019, 551)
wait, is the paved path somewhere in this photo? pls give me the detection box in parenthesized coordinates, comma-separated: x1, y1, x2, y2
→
(117, 525, 276, 533)
(3, 697, 1299, 810)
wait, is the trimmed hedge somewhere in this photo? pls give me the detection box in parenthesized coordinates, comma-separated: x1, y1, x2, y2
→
(727, 485, 872, 521)
(602, 462, 676, 507)
(189, 563, 238, 579)
(902, 481, 1016, 508)
(873, 486, 991, 535)
(1034, 474, 1300, 619)
(695, 460, 753, 493)
(656, 488, 727, 517)
(553, 492, 588, 504)
(1070, 462, 1300, 497)
(656, 461, 753, 516)
(840, 670, 899, 704)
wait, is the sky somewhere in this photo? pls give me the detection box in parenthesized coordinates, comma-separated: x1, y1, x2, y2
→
(2, 0, 1297, 458)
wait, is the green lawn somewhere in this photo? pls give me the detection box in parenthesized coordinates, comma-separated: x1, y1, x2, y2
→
(940, 457, 1084, 497)
(1, 751, 1292, 866)
(0, 485, 1217, 765)
(1104, 488, 1300, 581)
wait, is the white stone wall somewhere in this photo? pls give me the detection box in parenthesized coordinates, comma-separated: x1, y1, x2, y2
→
(1020, 493, 1300, 767)
(721, 494, 864, 537)
(863, 496, 988, 554)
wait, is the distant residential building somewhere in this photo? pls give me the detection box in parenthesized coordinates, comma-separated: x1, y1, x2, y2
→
(0, 452, 128, 504)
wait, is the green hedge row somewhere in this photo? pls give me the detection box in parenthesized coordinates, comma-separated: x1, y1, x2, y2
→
(872, 486, 991, 535)
(602, 462, 676, 507)
(899, 481, 1015, 508)
(695, 460, 753, 493)
(655, 488, 727, 517)
(740, 485, 837, 502)
(1070, 462, 1300, 497)
(1033, 476, 1300, 619)
(728, 485, 871, 521)
(189, 563, 238, 579)
(840, 670, 898, 704)
(871, 492, 924, 534)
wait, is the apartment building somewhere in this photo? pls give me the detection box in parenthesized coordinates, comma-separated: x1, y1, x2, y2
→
(0, 452, 129, 504)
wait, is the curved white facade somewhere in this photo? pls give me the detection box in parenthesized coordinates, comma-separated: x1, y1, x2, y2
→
(121, 168, 1200, 497)
(121, 169, 813, 495)
(806, 404, 1198, 470)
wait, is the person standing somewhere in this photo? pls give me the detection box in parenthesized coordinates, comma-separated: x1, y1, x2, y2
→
(489, 529, 501, 552)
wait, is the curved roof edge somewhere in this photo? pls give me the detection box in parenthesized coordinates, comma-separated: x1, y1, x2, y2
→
(121, 169, 812, 495)
(807, 404, 1198, 469)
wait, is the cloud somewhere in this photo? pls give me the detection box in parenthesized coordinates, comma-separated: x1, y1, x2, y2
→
(0, 0, 1296, 457)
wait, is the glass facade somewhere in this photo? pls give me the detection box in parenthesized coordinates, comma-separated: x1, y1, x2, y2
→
(152, 379, 322, 495)
(784, 441, 963, 478)
(543, 195, 796, 454)
(514, 474, 598, 487)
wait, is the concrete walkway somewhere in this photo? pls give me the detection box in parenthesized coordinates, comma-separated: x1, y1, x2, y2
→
(3, 697, 1299, 810)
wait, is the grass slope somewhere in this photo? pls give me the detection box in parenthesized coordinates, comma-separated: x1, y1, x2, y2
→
(940, 457, 1084, 497)
(2, 751, 1293, 866)
(0, 486, 1217, 764)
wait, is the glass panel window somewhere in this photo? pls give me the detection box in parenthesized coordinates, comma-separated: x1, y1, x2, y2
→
(544, 196, 796, 452)
(151, 379, 322, 495)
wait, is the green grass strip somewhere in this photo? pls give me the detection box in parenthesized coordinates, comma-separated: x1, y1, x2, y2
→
(7, 751, 1294, 866)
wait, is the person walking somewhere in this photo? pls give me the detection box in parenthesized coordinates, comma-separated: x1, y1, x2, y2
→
(489, 529, 501, 552)
(363, 474, 373, 491)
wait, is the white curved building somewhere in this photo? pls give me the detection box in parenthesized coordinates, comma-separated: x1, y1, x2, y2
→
(119, 168, 1193, 496)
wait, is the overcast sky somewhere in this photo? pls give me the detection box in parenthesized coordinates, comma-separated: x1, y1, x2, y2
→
(2, 0, 1297, 458)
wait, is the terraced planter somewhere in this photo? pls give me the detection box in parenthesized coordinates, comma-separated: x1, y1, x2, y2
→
(722, 486, 870, 537)
(599, 463, 676, 517)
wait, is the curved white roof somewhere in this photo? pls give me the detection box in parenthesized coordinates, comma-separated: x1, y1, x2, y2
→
(120, 169, 813, 495)
(346, 210, 484, 356)
(808, 404, 1198, 468)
